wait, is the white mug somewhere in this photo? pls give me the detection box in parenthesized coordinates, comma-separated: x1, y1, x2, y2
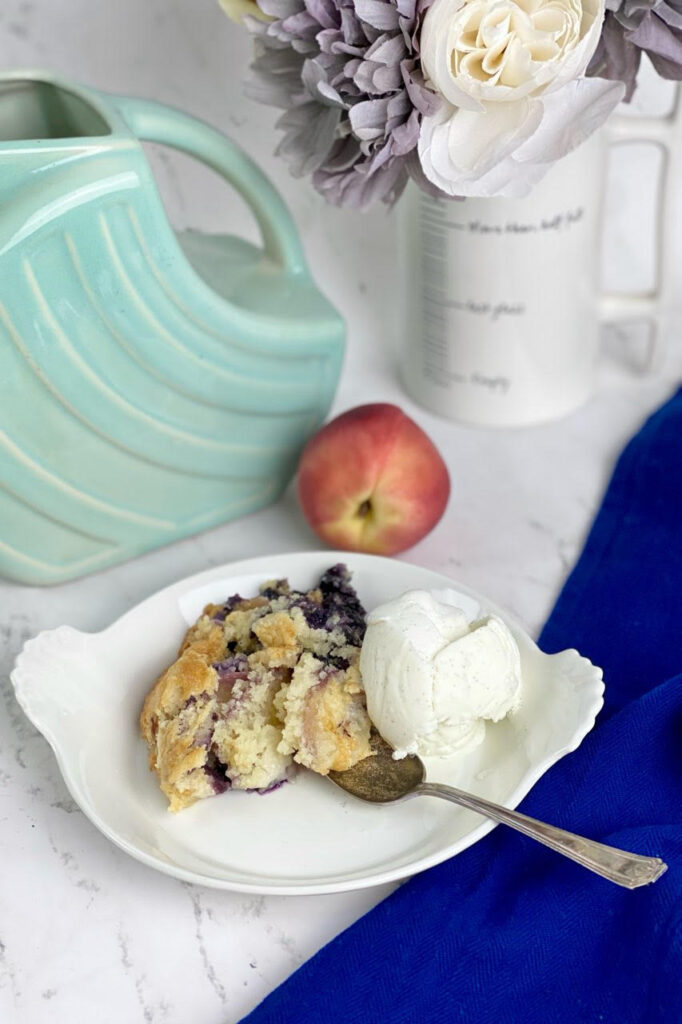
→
(400, 107, 678, 427)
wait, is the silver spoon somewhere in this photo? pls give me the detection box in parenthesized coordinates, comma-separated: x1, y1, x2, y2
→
(329, 737, 667, 889)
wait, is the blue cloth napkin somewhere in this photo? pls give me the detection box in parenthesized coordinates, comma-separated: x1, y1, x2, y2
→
(241, 388, 682, 1024)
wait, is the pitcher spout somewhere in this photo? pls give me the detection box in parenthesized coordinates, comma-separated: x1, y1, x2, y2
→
(0, 72, 112, 147)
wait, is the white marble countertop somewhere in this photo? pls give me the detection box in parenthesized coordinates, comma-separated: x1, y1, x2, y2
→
(1, 2, 681, 1021)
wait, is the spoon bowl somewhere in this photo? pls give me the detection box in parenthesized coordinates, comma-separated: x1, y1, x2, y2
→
(329, 735, 425, 802)
(329, 735, 667, 890)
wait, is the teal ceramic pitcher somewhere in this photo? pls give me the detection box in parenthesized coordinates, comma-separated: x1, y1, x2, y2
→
(0, 71, 345, 585)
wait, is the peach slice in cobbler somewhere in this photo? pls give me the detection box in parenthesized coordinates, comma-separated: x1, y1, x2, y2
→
(278, 653, 372, 775)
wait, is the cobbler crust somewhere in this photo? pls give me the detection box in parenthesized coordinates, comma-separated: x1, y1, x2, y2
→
(140, 566, 373, 812)
(140, 649, 220, 812)
(179, 617, 227, 660)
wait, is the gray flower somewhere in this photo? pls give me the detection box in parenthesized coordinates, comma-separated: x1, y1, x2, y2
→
(245, 0, 442, 207)
(589, 0, 682, 99)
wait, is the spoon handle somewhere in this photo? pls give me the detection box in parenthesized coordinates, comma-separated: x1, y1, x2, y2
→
(416, 782, 666, 889)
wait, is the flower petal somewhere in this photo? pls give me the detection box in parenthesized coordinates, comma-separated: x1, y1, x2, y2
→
(416, 80, 617, 199)
(514, 75, 624, 162)
(628, 8, 682, 64)
(275, 102, 341, 174)
(353, 0, 401, 30)
(547, 0, 608, 91)
(349, 97, 391, 139)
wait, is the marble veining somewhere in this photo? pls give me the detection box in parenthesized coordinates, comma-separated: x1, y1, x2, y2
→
(1, 0, 681, 1022)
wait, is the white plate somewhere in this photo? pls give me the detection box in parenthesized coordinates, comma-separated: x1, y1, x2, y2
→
(11, 551, 603, 895)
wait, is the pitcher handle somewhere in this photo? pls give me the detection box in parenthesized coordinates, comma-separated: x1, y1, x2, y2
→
(108, 93, 307, 277)
(598, 91, 680, 371)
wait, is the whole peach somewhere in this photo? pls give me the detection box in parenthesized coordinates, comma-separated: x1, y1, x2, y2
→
(297, 403, 450, 555)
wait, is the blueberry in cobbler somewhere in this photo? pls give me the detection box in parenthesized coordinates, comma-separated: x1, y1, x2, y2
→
(140, 565, 373, 811)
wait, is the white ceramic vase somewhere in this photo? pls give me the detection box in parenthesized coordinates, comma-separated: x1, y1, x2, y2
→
(400, 112, 678, 427)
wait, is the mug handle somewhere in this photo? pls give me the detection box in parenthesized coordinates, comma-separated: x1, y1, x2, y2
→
(107, 93, 307, 277)
(598, 89, 680, 371)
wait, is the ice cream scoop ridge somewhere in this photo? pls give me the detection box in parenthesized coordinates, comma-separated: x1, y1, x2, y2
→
(359, 590, 522, 758)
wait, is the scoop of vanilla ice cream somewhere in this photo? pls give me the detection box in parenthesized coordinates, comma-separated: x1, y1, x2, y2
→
(359, 590, 522, 758)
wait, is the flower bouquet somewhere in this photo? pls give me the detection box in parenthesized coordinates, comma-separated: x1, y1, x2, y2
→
(220, 0, 682, 207)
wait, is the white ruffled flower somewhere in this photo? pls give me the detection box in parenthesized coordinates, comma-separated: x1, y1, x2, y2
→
(418, 0, 625, 197)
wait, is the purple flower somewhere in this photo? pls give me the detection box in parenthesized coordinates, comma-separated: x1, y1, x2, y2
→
(589, 0, 682, 99)
(245, 0, 441, 207)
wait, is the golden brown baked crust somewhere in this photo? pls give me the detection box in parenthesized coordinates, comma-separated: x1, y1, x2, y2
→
(179, 618, 227, 661)
(140, 647, 220, 811)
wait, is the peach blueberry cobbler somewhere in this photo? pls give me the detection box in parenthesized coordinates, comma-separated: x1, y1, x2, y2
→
(140, 565, 373, 811)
